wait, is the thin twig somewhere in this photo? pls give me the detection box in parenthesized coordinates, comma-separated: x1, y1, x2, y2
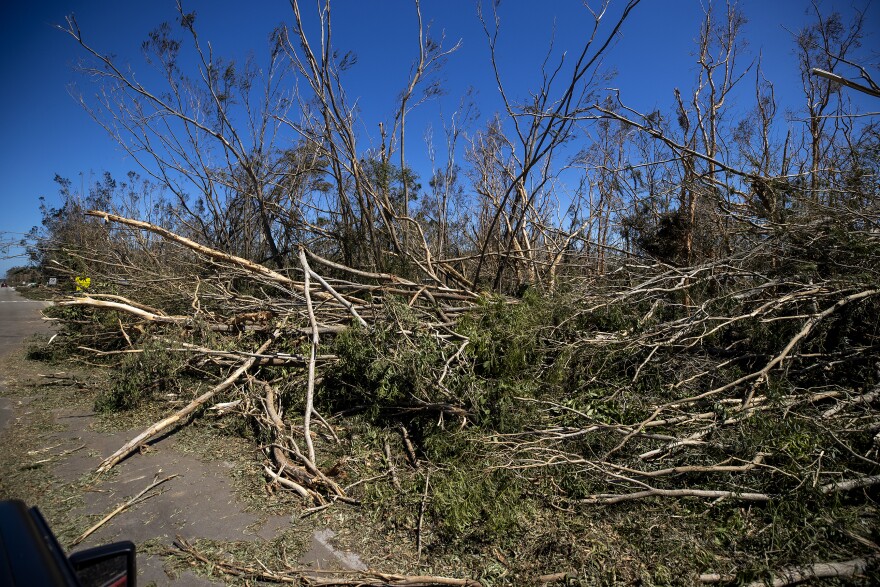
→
(417, 470, 431, 562)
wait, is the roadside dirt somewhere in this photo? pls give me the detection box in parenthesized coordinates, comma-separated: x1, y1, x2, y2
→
(0, 293, 367, 586)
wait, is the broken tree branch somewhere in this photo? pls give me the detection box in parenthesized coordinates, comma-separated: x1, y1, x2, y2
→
(70, 474, 177, 547)
(96, 332, 280, 474)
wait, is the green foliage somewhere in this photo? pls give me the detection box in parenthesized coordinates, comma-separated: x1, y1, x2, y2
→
(25, 335, 71, 364)
(429, 466, 527, 544)
(327, 306, 448, 411)
(327, 292, 595, 435)
(95, 344, 185, 412)
(459, 293, 546, 380)
(28, 304, 132, 363)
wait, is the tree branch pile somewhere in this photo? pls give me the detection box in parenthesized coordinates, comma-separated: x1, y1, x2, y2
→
(25, 0, 880, 582)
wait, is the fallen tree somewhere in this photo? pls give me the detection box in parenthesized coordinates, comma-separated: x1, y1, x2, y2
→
(26, 0, 880, 583)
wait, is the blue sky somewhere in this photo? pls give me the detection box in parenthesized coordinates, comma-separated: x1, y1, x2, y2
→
(1, 0, 878, 277)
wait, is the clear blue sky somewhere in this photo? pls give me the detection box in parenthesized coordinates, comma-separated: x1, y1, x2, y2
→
(1, 0, 877, 277)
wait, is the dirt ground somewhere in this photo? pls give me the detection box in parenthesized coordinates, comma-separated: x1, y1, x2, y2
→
(0, 294, 367, 586)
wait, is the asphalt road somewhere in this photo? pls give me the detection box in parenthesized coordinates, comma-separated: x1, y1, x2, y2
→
(0, 287, 53, 433)
(0, 286, 53, 357)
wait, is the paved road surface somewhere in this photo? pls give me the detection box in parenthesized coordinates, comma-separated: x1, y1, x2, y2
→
(0, 287, 52, 433)
(0, 286, 53, 357)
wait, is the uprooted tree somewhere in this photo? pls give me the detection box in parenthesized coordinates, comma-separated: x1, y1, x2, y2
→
(25, 0, 880, 584)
